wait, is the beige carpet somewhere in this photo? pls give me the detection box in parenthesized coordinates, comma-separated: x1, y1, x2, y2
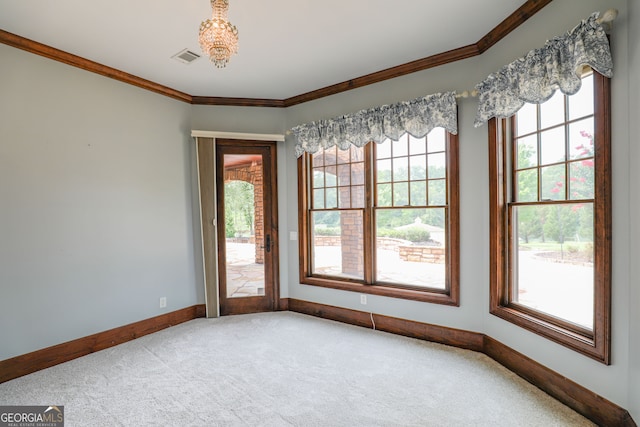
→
(0, 312, 594, 426)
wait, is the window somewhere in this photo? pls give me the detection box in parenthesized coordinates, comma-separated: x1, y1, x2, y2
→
(298, 130, 459, 305)
(489, 71, 611, 363)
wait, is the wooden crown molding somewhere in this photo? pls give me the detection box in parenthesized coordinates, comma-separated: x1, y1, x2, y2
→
(0, 0, 552, 107)
(191, 96, 285, 108)
(0, 29, 193, 104)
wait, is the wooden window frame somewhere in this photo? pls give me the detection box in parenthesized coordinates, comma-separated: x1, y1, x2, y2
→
(488, 72, 611, 363)
(298, 133, 459, 306)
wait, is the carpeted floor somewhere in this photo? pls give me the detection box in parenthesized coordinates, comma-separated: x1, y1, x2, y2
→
(0, 312, 594, 426)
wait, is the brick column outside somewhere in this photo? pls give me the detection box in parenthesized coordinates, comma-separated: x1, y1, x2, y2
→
(340, 211, 363, 277)
(252, 163, 264, 265)
(336, 158, 363, 277)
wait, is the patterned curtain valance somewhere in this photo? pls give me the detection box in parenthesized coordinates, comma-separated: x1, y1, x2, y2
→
(291, 92, 457, 158)
(474, 12, 613, 127)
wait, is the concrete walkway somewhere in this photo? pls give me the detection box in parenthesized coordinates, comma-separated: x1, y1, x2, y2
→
(224, 242, 447, 297)
(224, 242, 265, 298)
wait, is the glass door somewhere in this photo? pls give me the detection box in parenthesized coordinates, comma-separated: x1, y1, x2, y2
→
(216, 140, 279, 315)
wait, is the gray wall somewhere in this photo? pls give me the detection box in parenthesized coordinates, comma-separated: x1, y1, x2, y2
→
(627, 0, 640, 420)
(0, 45, 200, 360)
(1, 0, 638, 420)
(283, 0, 635, 415)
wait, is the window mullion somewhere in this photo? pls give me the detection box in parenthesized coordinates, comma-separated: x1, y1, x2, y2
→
(364, 142, 374, 284)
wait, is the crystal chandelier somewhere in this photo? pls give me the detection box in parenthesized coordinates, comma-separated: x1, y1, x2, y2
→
(198, 0, 239, 68)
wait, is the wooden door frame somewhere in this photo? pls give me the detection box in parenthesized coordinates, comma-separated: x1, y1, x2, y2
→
(216, 139, 280, 315)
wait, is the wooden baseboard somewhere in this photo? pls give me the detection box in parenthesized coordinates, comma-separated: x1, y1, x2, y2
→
(0, 304, 206, 384)
(288, 298, 483, 351)
(483, 336, 636, 427)
(288, 299, 636, 427)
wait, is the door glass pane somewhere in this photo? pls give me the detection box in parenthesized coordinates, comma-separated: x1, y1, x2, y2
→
(223, 154, 266, 298)
(375, 208, 446, 290)
(512, 203, 594, 329)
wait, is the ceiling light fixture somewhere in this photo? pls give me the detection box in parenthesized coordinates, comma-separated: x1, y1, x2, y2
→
(198, 0, 239, 68)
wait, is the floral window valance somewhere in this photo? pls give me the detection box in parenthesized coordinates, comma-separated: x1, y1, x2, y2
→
(474, 12, 613, 127)
(291, 92, 457, 158)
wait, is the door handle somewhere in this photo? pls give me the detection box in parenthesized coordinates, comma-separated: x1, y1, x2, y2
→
(265, 234, 271, 253)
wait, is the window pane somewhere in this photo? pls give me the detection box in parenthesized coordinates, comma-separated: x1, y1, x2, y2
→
(350, 145, 364, 162)
(312, 150, 324, 167)
(541, 164, 566, 201)
(393, 182, 409, 206)
(409, 135, 427, 155)
(409, 155, 427, 180)
(540, 126, 566, 165)
(375, 208, 446, 290)
(377, 139, 391, 159)
(325, 165, 337, 186)
(326, 187, 338, 208)
(569, 161, 594, 200)
(516, 102, 537, 136)
(312, 211, 364, 280)
(569, 73, 594, 120)
(352, 185, 365, 209)
(428, 180, 446, 206)
(516, 169, 538, 202)
(428, 153, 446, 179)
(540, 91, 565, 129)
(377, 159, 392, 183)
(338, 187, 350, 208)
(410, 181, 427, 206)
(336, 148, 350, 164)
(393, 136, 409, 157)
(324, 146, 337, 165)
(393, 157, 409, 181)
(313, 189, 325, 209)
(337, 164, 350, 186)
(377, 183, 392, 207)
(513, 203, 594, 329)
(569, 119, 594, 160)
(516, 135, 538, 169)
(313, 168, 324, 188)
(427, 128, 446, 153)
(351, 162, 365, 185)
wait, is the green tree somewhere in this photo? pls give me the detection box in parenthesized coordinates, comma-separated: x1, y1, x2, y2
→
(224, 180, 254, 238)
(517, 206, 544, 243)
(543, 205, 580, 257)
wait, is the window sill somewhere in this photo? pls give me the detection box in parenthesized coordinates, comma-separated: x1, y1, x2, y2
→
(490, 304, 608, 364)
(300, 276, 459, 306)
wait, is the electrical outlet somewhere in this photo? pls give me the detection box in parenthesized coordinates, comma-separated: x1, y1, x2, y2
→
(159, 297, 167, 308)
(360, 294, 367, 305)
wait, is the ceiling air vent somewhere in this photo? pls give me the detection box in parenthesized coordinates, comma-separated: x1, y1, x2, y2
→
(171, 49, 201, 64)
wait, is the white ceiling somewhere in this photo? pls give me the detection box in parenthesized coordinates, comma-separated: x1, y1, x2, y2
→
(0, 0, 527, 100)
